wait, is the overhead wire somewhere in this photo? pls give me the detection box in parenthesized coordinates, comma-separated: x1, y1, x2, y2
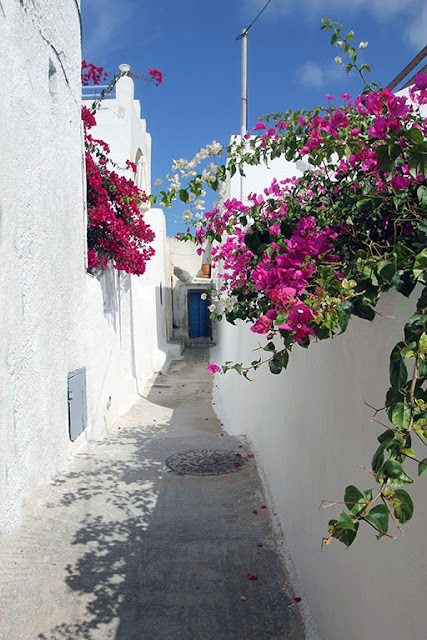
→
(236, 0, 273, 40)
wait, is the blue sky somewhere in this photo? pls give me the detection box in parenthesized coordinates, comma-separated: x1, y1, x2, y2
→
(81, 0, 427, 234)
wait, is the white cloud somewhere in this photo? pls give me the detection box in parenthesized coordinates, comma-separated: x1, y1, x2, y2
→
(298, 60, 343, 89)
(243, 0, 413, 19)
(407, 3, 427, 49)
(242, 0, 423, 48)
(298, 61, 324, 88)
(81, 0, 135, 60)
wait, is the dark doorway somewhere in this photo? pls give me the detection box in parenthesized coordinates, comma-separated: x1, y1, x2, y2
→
(188, 291, 209, 338)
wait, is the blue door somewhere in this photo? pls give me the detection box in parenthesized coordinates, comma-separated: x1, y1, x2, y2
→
(189, 292, 208, 338)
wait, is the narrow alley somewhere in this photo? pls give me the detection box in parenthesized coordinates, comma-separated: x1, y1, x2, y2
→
(0, 348, 306, 640)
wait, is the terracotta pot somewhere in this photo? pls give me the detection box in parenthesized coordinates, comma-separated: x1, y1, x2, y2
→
(201, 264, 211, 278)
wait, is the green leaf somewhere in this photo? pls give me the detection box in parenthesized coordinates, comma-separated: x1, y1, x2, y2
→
(400, 342, 417, 359)
(418, 458, 427, 476)
(352, 299, 375, 321)
(263, 341, 276, 352)
(409, 127, 424, 145)
(365, 504, 389, 538)
(178, 189, 189, 203)
(338, 300, 353, 332)
(386, 468, 413, 487)
(234, 364, 242, 375)
(389, 343, 408, 388)
(336, 511, 357, 531)
(405, 312, 427, 343)
(335, 525, 359, 548)
(391, 489, 414, 524)
(391, 269, 416, 297)
(417, 185, 427, 207)
(388, 142, 401, 163)
(377, 261, 396, 284)
(413, 248, 427, 281)
(391, 399, 411, 429)
(419, 332, 427, 352)
(344, 485, 368, 517)
(268, 360, 282, 375)
(375, 145, 393, 172)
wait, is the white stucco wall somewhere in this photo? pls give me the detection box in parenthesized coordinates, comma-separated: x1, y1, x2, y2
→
(212, 275, 427, 640)
(209, 129, 427, 639)
(0, 0, 86, 530)
(0, 11, 172, 532)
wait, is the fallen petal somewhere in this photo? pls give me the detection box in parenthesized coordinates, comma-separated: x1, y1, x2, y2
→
(253, 510, 258, 514)
(247, 573, 258, 581)
(260, 505, 267, 509)
(257, 543, 263, 547)
(293, 597, 302, 603)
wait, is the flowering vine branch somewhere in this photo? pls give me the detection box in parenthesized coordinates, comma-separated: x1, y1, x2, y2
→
(82, 62, 162, 275)
(152, 19, 427, 547)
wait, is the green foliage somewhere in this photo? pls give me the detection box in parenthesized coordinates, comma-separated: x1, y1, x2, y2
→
(155, 17, 427, 549)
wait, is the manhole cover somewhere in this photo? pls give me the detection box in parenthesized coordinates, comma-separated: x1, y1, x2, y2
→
(165, 449, 248, 476)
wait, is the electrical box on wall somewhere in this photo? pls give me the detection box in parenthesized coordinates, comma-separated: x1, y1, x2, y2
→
(67, 368, 87, 441)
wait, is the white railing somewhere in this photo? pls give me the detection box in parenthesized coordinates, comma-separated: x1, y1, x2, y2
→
(81, 85, 116, 101)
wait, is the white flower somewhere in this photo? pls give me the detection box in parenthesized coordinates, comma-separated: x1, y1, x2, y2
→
(223, 295, 238, 311)
(335, 56, 342, 66)
(154, 178, 162, 186)
(208, 304, 216, 313)
(359, 41, 368, 49)
(201, 292, 208, 300)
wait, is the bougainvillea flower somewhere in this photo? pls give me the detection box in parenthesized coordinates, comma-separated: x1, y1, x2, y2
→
(250, 315, 273, 334)
(414, 72, 427, 90)
(247, 573, 259, 580)
(207, 363, 222, 375)
(252, 122, 267, 130)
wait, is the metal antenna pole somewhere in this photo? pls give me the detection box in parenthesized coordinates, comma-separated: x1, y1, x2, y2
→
(236, 0, 273, 201)
(241, 28, 248, 137)
(240, 29, 248, 202)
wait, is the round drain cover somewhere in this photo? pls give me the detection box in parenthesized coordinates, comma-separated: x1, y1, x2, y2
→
(165, 448, 247, 476)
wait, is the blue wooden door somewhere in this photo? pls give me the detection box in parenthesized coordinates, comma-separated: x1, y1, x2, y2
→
(189, 292, 208, 338)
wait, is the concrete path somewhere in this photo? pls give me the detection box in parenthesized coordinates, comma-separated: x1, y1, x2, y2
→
(0, 348, 306, 640)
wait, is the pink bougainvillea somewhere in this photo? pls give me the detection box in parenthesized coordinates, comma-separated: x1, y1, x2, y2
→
(83, 63, 160, 275)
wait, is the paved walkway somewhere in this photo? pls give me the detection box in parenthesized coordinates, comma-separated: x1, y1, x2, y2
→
(0, 349, 306, 640)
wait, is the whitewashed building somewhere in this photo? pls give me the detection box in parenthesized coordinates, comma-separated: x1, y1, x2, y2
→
(211, 143, 427, 640)
(0, 1, 176, 532)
